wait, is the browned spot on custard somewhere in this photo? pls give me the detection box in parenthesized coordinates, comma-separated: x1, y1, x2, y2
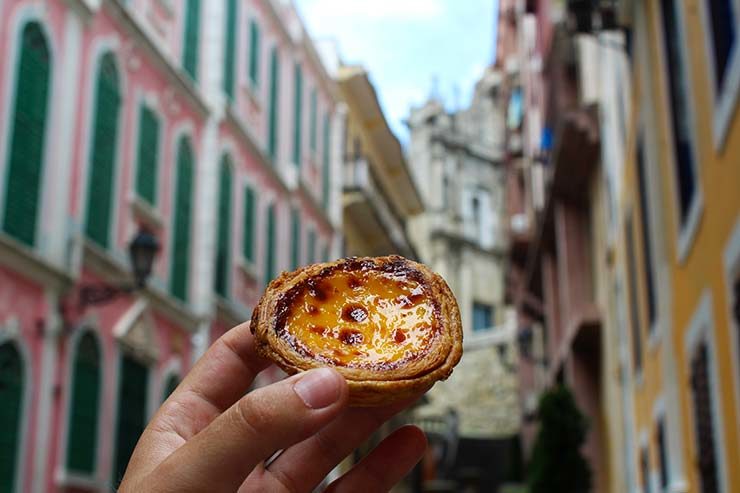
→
(308, 280, 329, 301)
(394, 329, 407, 343)
(309, 325, 327, 335)
(348, 276, 363, 289)
(339, 329, 364, 345)
(341, 303, 369, 323)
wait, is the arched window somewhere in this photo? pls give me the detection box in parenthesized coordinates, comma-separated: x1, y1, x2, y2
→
(170, 137, 194, 301)
(214, 156, 233, 297)
(2, 22, 51, 246)
(112, 354, 149, 486)
(182, 0, 201, 80)
(66, 332, 101, 474)
(85, 52, 122, 249)
(162, 373, 180, 402)
(0, 341, 24, 493)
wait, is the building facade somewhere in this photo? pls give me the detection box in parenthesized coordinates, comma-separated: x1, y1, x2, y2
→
(337, 64, 422, 259)
(499, 0, 740, 492)
(0, 1, 342, 492)
(406, 67, 521, 490)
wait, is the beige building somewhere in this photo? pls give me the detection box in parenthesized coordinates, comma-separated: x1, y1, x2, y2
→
(337, 65, 422, 258)
(406, 67, 521, 489)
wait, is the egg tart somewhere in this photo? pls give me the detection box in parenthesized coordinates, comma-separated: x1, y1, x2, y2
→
(250, 256, 463, 406)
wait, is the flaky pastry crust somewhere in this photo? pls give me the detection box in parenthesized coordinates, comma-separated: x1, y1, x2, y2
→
(250, 256, 463, 406)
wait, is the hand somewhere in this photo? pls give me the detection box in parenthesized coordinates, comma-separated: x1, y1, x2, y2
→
(118, 322, 427, 492)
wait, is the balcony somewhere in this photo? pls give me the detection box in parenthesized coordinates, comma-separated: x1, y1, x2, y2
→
(342, 158, 416, 258)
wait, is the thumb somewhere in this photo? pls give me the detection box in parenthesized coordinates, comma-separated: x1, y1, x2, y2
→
(147, 368, 348, 493)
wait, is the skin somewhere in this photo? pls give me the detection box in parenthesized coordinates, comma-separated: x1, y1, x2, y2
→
(118, 321, 428, 493)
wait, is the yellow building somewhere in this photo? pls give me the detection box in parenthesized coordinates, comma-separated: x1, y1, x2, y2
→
(336, 65, 422, 258)
(619, 0, 740, 491)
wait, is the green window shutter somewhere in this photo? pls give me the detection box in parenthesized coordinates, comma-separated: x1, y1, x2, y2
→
(66, 332, 101, 474)
(214, 157, 233, 297)
(223, 0, 238, 100)
(85, 53, 121, 249)
(292, 63, 303, 166)
(307, 229, 316, 265)
(169, 137, 194, 302)
(182, 0, 200, 80)
(248, 20, 260, 87)
(265, 204, 276, 284)
(135, 105, 160, 205)
(322, 114, 331, 210)
(162, 374, 180, 402)
(112, 355, 149, 487)
(0, 342, 24, 493)
(309, 89, 318, 152)
(2, 22, 51, 247)
(290, 208, 300, 269)
(322, 243, 330, 263)
(242, 186, 256, 262)
(268, 47, 280, 162)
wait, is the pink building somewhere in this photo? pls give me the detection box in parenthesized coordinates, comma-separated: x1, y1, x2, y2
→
(0, 1, 342, 492)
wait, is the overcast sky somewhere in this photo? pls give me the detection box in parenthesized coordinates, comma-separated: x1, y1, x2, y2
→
(294, 0, 499, 142)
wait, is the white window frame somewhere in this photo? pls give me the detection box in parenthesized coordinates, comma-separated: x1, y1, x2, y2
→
(722, 217, 740, 439)
(698, 0, 740, 150)
(653, 0, 704, 265)
(683, 291, 729, 493)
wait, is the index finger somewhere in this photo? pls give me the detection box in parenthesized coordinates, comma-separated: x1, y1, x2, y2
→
(124, 322, 269, 484)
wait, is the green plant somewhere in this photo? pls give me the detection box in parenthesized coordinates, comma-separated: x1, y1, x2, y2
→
(526, 385, 592, 493)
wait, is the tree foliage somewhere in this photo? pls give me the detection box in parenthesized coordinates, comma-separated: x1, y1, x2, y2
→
(527, 385, 592, 493)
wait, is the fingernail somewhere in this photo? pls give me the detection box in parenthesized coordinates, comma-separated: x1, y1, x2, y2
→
(294, 368, 342, 409)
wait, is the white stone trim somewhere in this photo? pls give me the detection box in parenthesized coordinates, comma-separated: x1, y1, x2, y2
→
(697, 0, 740, 151)
(0, 5, 58, 252)
(722, 216, 740, 441)
(682, 291, 729, 493)
(55, 325, 106, 485)
(653, 0, 704, 266)
(214, 141, 239, 299)
(0, 318, 32, 493)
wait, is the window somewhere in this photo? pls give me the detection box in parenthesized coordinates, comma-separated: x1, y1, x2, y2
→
(214, 156, 233, 297)
(640, 446, 652, 493)
(112, 354, 149, 486)
(292, 63, 303, 166)
(162, 374, 180, 402)
(267, 47, 280, 162)
(248, 19, 260, 87)
(626, 215, 643, 375)
(290, 208, 301, 270)
(2, 22, 51, 247)
(659, 0, 697, 227)
(265, 204, 277, 284)
(182, 0, 200, 80)
(656, 417, 669, 491)
(705, 0, 737, 95)
(322, 113, 331, 210)
(169, 137, 194, 302)
(135, 105, 160, 205)
(689, 341, 720, 493)
(0, 342, 23, 493)
(636, 136, 657, 330)
(66, 332, 101, 474)
(242, 186, 256, 263)
(223, 0, 237, 100)
(309, 89, 318, 152)
(322, 242, 330, 263)
(85, 52, 122, 249)
(472, 303, 493, 332)
(307, 228, 316, 265)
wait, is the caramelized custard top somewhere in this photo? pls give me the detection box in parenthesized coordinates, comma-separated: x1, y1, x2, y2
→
(275, 260, 440, 370)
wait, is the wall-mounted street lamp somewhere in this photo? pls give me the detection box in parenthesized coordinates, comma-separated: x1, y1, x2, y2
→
(76, 228, 160, 311)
